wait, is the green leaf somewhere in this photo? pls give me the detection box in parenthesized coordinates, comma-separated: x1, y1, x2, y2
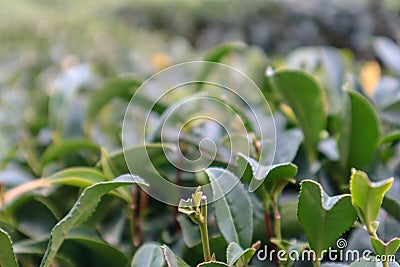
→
(45, 167, 132, 203)
(195, 42, 246, 90)
(273, 128, 304, 164)
(280, 201, 304, 238)
(161, 245, 190, 267)
(226, 242, 256, 267)
(206, 168, 253, 248)
(350, 169, 394, 228)
(370, 237, 400, 259)
(104, 143, 175, 176)
(67, 227, 129, 267)
(45, 167, 107, 187)
(176, 215, 201, 248)
(380, 130, 400, 145)
(40, 139, 99, 166)
(298, 180, 357, 260)
(374, 37, 400, 77)
(382, 196, 400, 224)
(270, 70, 326, 162)
(204, 41, 246, 63)
(131, 243, 164, 267)
(40, 175, 148, 267)
(86, 78, 142, 129)
(0, 228, 18, 267)
(236, 153, 297, 193)
(338, 91, 381, 172)
(14, 239, 75, 266)
(287, 46, 345, 115)
(100, 147, 116, 180)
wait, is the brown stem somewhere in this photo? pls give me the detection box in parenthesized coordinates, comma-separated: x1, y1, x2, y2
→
(263, 201, 280, 265)
(129, 187, 144, 247)
(264, 212, 274, 240)
(0, 183, 5, 212)
(4, 179, 51, 205)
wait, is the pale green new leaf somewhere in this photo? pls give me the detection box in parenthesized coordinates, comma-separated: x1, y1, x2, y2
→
(370, 237, 400, 258)
(0, 228, 18, 267)
(100, 147, 116, 180)
(161, 245, 190, 267)
(350, 169, 394, 227)
(298, 180, 357, 259)
(350, 258, 400, 267)
(206, 168, 253, 248)
(131, 243, 164, 267)
(40, 175, 148, 267)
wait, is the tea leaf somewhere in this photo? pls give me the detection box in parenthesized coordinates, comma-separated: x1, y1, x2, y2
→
(226, 242, 256, 267)
(0, 228, 18, 267)
(370, 237, 400, 258)
(338, 91, 381, 172)
(161, 245, 190, 267)
(131, 243, 164, 267)
(350, 169, 393, 228)
(298, 180, 357, 260)
(40, 175, 148, 267)
(271, 70, 326, 162)
(207, 168, 253, 248)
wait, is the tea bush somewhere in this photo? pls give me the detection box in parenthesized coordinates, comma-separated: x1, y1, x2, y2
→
(0, 2, 400, 267)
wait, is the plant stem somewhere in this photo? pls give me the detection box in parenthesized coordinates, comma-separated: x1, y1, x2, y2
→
(271, 197, 282, 240)
(129, 188, 137, 246)
(199, 196, 211, 262)
(366, 224, 378, 239)
(264, 211, 274, 240)
(129, 187, 143, 247)
(4, 178, 51, 204)
(0, 183, 6, 209)
(366, 227, 388, 267)
(263, 200, 274, 240)
(0, 183, 5, 215)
